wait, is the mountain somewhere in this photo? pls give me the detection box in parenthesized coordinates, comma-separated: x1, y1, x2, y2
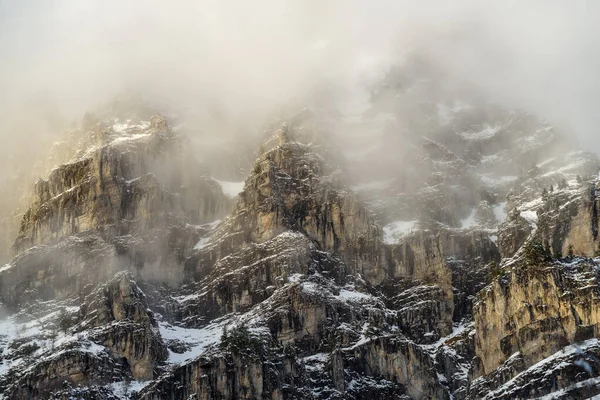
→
(1, 60, 600, 399)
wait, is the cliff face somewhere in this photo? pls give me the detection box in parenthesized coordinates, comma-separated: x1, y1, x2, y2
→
(1, 271, 164, 398)
(470, 259, 600, 398)
(15, 115, 229, 253)
(213, 141, 384, 284)
(388, 228, 500, 335)
(2, 62, 600, 399)
(140, 135, 456, 399)
(79, 272, 168, 380)
(554, 186, 600, 257)
(1, 115, 231, 311)
(0, 113, 467, 399)
(475, 260, 600, 376)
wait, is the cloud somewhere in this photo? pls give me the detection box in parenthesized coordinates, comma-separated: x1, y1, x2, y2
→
(1, 0, 599, 264)
(0, 1, 599, 145)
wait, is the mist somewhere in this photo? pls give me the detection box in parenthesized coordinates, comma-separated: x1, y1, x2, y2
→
(1, 0, 600, 163)
(0, 1, 598, 144)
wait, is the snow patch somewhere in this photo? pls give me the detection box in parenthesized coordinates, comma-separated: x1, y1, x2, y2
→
(460, 124, 501, 140)
(159, 319, 227, 364)
(112, 120, 150, 134)
(0, 312, 111, 379)
(351, 179, 394, 192)
(382, 220, 418, 244)
(111, 133, 151, 144)
(493, 202, 507, 223)
(537, 157, 557, 168)
(192, 220, 221, 249)
(215, 180, 244, 198)
(193, 237, 211, 250)
(172, 290, 208, 303)
(461, 208, 478, 229)
(483, 339, 600, 400)
(480, 174, 518, 186)
(108, 380, 152, 398)
(0, 263, 12, 273)
(541, 158, 589, 177)
(520, 210, 538, 225)
(336, 288, 373, 303)
(422, 322, 472, 352)
(125, 177, 140, 184)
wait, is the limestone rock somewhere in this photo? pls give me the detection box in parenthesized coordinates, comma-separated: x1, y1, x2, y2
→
(78, 272, 168, 380)
(200, 142, 384, 284)
(473, 258, 600, 387)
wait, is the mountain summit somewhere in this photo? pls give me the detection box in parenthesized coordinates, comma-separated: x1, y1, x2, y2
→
(2, 63, 600, 399)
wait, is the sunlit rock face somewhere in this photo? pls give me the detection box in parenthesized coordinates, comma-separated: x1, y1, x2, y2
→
(2, 58, 600, 400)
(188, 140, 385, 284)
(14, 115, 229, 253)
(1, 114, 232, 311)
(469, 258, 600, 399)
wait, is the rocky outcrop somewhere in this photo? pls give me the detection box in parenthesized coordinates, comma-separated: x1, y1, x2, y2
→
(551, 184, 600, 257)
(14, 116, 229, 253)
(497, 211, 533, 259)
(179, 232, 326, 325)
(78, 272, 168, 380)
(0, 272, 167, 398)
(435, 325, 475, 398)
(3, 62, 600, 400)
(0, 234, 120, 309)
(198, 142, 384, 284)
(472, 258, 600, 389)
(388, 282, 453, 343)
(2, 346, 125, 400)
(1, 116, 231, 309)
(0, 225, 206, 310)
(347, 337, 448, 399)
(139, 342, 307, 400)
(469, 338, 600, 399)
(141, 280, 448, 400)
(387, 228, 499, 340)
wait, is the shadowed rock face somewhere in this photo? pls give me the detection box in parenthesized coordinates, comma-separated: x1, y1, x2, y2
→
(1, 272, 165, 398)
(3, 349, 126, 400)
(539, 184, 600, 257)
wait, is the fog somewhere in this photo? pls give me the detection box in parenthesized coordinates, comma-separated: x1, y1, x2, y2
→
(1, 0, 599, 148)
(1, 0, 600, 259)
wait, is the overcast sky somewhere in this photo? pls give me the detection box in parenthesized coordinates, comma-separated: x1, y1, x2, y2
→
(1, 0, 599, 152)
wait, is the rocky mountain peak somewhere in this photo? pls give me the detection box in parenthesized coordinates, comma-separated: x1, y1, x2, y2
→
(1, 68, 600, 399)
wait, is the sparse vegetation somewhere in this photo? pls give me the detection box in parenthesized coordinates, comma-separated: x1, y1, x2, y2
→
(20, 342, 40, 357)
(219, 324, 266, 358)
(523, 240, 552, 266)
(488, 260, 503, 280)
(57, 308, 71, 334)
(568, 244, 575, 257)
